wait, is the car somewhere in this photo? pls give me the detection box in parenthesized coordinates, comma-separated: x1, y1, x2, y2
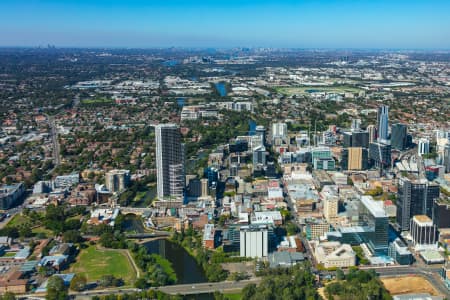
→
(192, 285, 195, 289)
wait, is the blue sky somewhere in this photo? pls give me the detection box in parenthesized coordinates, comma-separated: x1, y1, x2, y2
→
(1, 0, 450, 48)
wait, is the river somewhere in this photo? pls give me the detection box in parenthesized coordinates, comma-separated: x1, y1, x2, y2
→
(214, 82, 227, 97)
(143, 239, 207, 284)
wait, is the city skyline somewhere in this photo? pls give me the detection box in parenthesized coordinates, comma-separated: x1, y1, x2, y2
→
(1, 0, 450, 49)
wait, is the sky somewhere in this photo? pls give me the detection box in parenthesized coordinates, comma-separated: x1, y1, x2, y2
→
(1, 0, 450, 49)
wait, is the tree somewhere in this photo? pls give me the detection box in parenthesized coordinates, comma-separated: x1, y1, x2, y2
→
(19, 226, 33, 238)
(0, 292, 16, 300)
(336, 268, 345, 281)
(70, 274, 87, 291)
(63, 230, 83, 243)
(100, 232, 114, 248)
(46, 276, 68, 300)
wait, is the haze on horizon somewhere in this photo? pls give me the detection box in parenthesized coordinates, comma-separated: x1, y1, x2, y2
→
(1, 0, 450, 49)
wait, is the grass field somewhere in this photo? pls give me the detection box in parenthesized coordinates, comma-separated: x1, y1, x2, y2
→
(223, 293, 242, 300)
(1, 252, 17, 258)
(6, 214, 52, 237)
(382, 276, 440, 296)
(6, 214, 30, 227)
(69, 246, 137, 284)
(275, 85, 361, 96)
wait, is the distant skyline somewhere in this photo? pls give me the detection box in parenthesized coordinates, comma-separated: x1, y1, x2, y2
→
(1, 0, 450, 49)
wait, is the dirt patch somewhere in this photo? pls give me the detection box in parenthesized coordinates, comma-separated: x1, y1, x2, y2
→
(221, 262, 255, 277)
(382, 276, 440, 296)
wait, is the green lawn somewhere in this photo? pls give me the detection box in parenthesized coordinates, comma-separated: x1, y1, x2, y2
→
(224, 293, 242, 300)
(6, 214, 31, 227)
(1, 252, 17, 258)
(81, 98, 113, 105)
(69, 246, 137, 284)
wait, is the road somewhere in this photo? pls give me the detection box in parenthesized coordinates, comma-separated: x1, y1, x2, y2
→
(47, 114, 61, 166)
(18, 266, 449, 299)
(19, 279, 262, 299)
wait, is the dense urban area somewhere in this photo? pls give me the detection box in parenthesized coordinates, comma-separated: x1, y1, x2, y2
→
(0, 48, 450, 300)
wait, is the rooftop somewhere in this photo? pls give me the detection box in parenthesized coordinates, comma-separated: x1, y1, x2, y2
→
(360, 195, 387, 218)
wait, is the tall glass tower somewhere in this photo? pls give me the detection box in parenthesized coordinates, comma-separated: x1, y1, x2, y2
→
(155, 124, 185, 200)
(377, 105, 389, 141)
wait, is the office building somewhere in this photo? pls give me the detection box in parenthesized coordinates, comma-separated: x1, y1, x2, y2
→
(54, 173, 79, 188)
(351, 118, 361, 131)
(253, 145, 267, 166)
(391, 123, 408, 151)
(204, 166, 219, 186)
(229, 140, 248, 153)
(105, 169, 130, 193)
(203, 224, 217, 249)
(305, 220, 330, 240)
(369, 141, 391, 169)
(443, 144, 450, 173)
(312, 147, 335, 171)
(367, 125, 376, 144)
(410, 215, 438, 250)
(397, 176, 440, 231)
(272, 122, 288, 141)
(155, 124, 185, 200)
(377, 105, 389, 141)
(0, 183, 25, 210)
(255, 125, 266, 146)
(333, 196, 389, 255)
(341, 147, 368, 171)
(314, 242, 356, 268)
(388, 238, 413, 265)
(240, 225, 269, 258)
(418, 138, 430, 157)
(343, 130, 369, 148)
(323, 195, 338, 222)
(200, 178, 209, 198)
(432, 200, 450, 229)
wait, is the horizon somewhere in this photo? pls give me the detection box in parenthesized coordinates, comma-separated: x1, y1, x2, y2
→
(1, 0, 450, 49)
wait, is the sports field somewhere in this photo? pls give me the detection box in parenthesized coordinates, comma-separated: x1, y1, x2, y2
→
(69, 246, 137, 284)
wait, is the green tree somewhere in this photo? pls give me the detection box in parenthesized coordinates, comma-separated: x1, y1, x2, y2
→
(70, 274, 87, 291)
(46, 276, 68, 300)
(63, 230, 83, 243)
(0, 292, 16, 300)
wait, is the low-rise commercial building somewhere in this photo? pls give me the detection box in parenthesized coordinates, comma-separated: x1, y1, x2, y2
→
(315, 241, 356, 268)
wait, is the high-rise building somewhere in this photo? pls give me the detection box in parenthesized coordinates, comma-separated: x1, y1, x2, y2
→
(397, 176, 440, 231)
(240, 225, 269, 258)
(410, 215, 438, 250)
(334, 196, 389, 255)
(155, 124, 185, 200)
(253, 145, 267, 166)
(391, 123, 408, 151)
(343, 130, 369, 148)
(323, 195, 339, 222)
(312, 147, 335, 170)
(351, 119, 361, 131)
(418, 138, 430, 157)
(341, 147, 368, 170)
(105, 169, 130, 193)
(255, 125, 267, 146)
(444, 144, 450, 173)
(377, 105, 389, 141)
(367, 125, 376, 144)
(369, 141, 391, 169)
(272, 123, 288, 140)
